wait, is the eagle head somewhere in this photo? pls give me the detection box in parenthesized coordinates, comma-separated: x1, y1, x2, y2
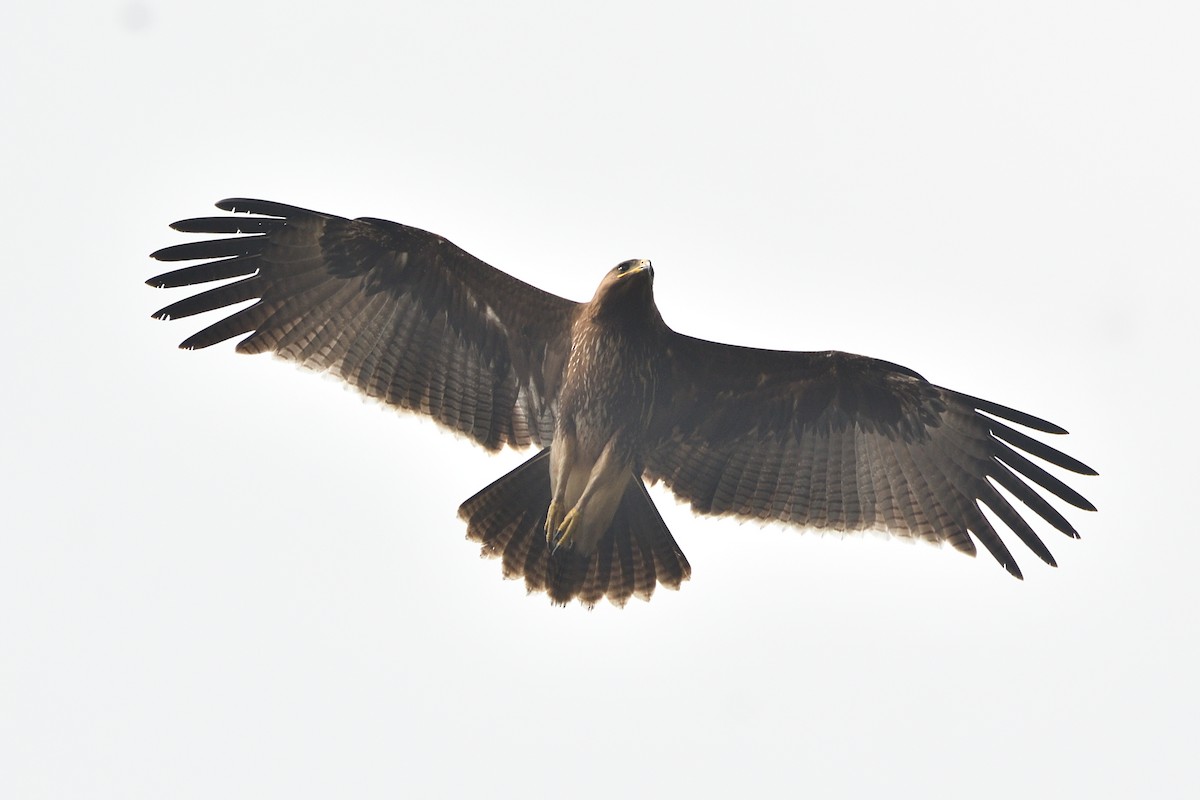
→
(591, 259, 656, 317)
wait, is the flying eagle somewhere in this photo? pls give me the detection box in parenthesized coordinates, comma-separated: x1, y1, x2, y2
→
(148, 199, 1096, 606)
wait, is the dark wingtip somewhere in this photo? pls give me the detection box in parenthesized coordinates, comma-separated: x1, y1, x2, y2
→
(177, 330, 218, 350)
(957, 391, 1070, 434)
(215, 198, 318, 218)
(988, 418, 1099, 476)
(215, 197, 264, 213)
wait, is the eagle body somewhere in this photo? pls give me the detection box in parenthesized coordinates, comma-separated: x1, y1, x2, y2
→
(550, 259, 665, 557)
(149, 199, 1097, 607)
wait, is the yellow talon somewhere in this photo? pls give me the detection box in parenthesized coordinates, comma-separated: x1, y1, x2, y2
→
(545, 500, 564, 544)
(551, 508, 579, 553)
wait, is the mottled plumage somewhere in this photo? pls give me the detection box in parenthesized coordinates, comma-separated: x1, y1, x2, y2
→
(149, 199, 1096, 606)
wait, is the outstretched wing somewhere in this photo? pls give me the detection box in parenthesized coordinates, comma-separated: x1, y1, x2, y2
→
(149, 199, 578, 450)
(645, 335, 1097, 578)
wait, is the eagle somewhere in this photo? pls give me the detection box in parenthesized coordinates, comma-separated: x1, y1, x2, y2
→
(148, 199, 1096, 607)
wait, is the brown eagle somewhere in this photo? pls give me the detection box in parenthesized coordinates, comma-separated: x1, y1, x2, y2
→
(148, 199, 1096, 606)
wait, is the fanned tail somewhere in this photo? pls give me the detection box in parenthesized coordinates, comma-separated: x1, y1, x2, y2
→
(457, 449, 692, 607)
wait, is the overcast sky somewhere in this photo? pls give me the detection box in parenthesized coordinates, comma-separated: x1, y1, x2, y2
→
(3, 1, 1197, 798)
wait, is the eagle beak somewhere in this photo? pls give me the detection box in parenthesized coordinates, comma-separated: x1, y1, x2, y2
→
(634, 259, 654, 279)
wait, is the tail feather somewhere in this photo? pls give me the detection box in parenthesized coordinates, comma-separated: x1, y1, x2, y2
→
(503, 510, 543, 582)
(520, 509, 552, 592)
(486, 515, 523, 568)
(606, 526, 635, 607)
(629, 532, 656, 601)
(626, 478, 693, 592)
(578, 535, 614, 607)
(546, 549, 590, 605)
(458, 449, 692, 607)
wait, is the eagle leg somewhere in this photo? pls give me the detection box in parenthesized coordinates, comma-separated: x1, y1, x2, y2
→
(549, 435, 631, 556)
(546, 431, 577, 546)
(545, 500, 566, 546)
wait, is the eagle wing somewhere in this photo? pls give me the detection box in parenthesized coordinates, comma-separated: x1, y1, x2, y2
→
(149, 199, 578, 450)
(645, 334, 1097, 578)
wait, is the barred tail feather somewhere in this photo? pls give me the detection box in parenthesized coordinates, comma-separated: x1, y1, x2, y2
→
(458, 450, 692, 607)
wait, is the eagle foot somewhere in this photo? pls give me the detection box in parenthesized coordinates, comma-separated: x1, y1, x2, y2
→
(550, 508, 580, 555)
(545, 500, 565, 544)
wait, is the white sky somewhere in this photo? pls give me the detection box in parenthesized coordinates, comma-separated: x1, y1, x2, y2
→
(3, 1, 1197, 797)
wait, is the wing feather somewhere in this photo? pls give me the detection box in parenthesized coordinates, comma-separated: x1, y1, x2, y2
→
(149, 199, 578, 451)
(991, 442, 1096, 511)
(148, 256, 261, 288)
(646, 335, 1096, 577)
(989, 461, 1080, 538)
(152, 277, 261, 320)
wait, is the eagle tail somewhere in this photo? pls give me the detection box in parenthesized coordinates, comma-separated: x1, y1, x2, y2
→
(458, 449, 692, 607)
